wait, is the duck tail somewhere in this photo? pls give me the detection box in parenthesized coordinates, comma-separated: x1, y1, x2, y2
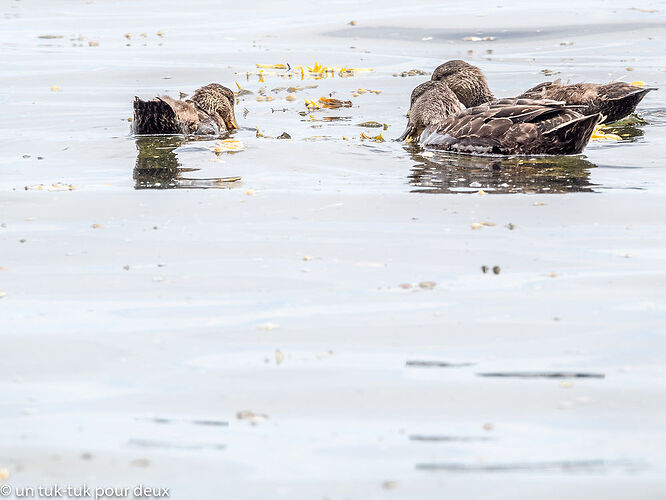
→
(544, 112, 601, 155)
(132, 97, 181, 135)
(603, 87, 657, 123)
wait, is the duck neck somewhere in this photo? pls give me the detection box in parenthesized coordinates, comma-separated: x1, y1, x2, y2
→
(467, 87, 495, 107)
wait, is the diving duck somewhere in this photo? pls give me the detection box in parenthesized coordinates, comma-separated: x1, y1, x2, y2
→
(432, 60, 656, 123)
(133, 83, 238, 135)
(401, 80, 601, 156)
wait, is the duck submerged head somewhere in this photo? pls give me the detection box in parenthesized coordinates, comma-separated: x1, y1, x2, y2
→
(399, 80, 464, 142)
(191, 83, 239, 132)
(431, 60, 495, 108)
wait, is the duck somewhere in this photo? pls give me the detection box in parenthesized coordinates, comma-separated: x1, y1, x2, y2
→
(401, 80, 601, 156)
(133, 83, 239, 136)
(431, 60, 656, 123)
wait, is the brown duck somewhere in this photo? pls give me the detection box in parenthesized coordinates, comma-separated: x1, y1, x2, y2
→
(401, 80, 601, 156)
(432, 60, 656, 123)
(133, 83, 239, 135)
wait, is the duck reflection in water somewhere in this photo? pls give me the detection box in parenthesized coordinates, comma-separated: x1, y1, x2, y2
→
(133, 136, 240, 190)
(407, 148, 599, 194)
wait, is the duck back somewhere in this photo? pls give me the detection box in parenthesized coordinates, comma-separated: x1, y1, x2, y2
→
(421, 99, 600, 156)
(133, 96, 221, 135)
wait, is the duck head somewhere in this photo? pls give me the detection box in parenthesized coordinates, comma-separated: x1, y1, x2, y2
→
(191, 83, 239, 132)
(431, 60, 495, 108)
(399, 80, 464, 142)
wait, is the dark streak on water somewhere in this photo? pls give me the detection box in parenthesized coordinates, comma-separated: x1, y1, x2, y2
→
(477, 372, 605, 379)
(128, 438, 226, 451)
(409, 435, 494, 442)
(136, 417, 229, 427)
(415, 459, 639, 473)
(324, 23, 666, 43)
(406, 360, 476, 368)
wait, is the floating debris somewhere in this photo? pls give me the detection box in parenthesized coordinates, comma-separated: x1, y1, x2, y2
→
(257, 63, 289, 70)
(213, 139, 245, 152)
(24, 182, 75, 191)
(50, 85, 61, 92)
(275, 349, 284, 365)
(360, 132, 384, 142)
(393, 69, 428, 77)
(277, 132, 291, 139)
(318, 97, 352, 109)
(418, 281, 436, 290)
(240, 62, 373, 81)
(234, 82, 253, 96)
(471, 221, 495, 230)
(357, 121, 385, 128)
(463, 36, 496, 42)
(287, 85, 318, 92)
(356, 88, 381, 95)
(236, 410, 268, 425)
(591, 124, 623, 141)
(91, 223, 103, 229)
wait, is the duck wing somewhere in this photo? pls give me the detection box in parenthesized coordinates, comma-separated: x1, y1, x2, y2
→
(421, 99, 600, 156)
(519, 81, 656, 122)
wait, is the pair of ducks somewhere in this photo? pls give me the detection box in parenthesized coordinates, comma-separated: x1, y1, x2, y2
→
(133, 61, 654, 156)
(401, 60, 655, 155)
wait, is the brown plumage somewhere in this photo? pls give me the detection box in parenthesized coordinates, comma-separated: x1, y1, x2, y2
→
(402, 81, 601, 155)
(132, 83, 238, 136)
(432, 60, 656, 123)
(399, 81, 464, 141)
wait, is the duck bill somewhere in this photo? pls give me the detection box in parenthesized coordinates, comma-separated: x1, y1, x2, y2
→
(225, 113, 239, 131)
(398, 124, 416, 142)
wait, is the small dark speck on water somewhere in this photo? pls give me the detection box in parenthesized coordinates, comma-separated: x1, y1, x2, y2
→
(493, 266, 501, 274)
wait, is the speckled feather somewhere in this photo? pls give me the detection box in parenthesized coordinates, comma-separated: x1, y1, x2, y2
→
(399, 81, 464, 141)
(133, 83, 236, 136)
(518, 80, 656, 123)
(432, 60, 655, 123)
(419, 96, 601, 156)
